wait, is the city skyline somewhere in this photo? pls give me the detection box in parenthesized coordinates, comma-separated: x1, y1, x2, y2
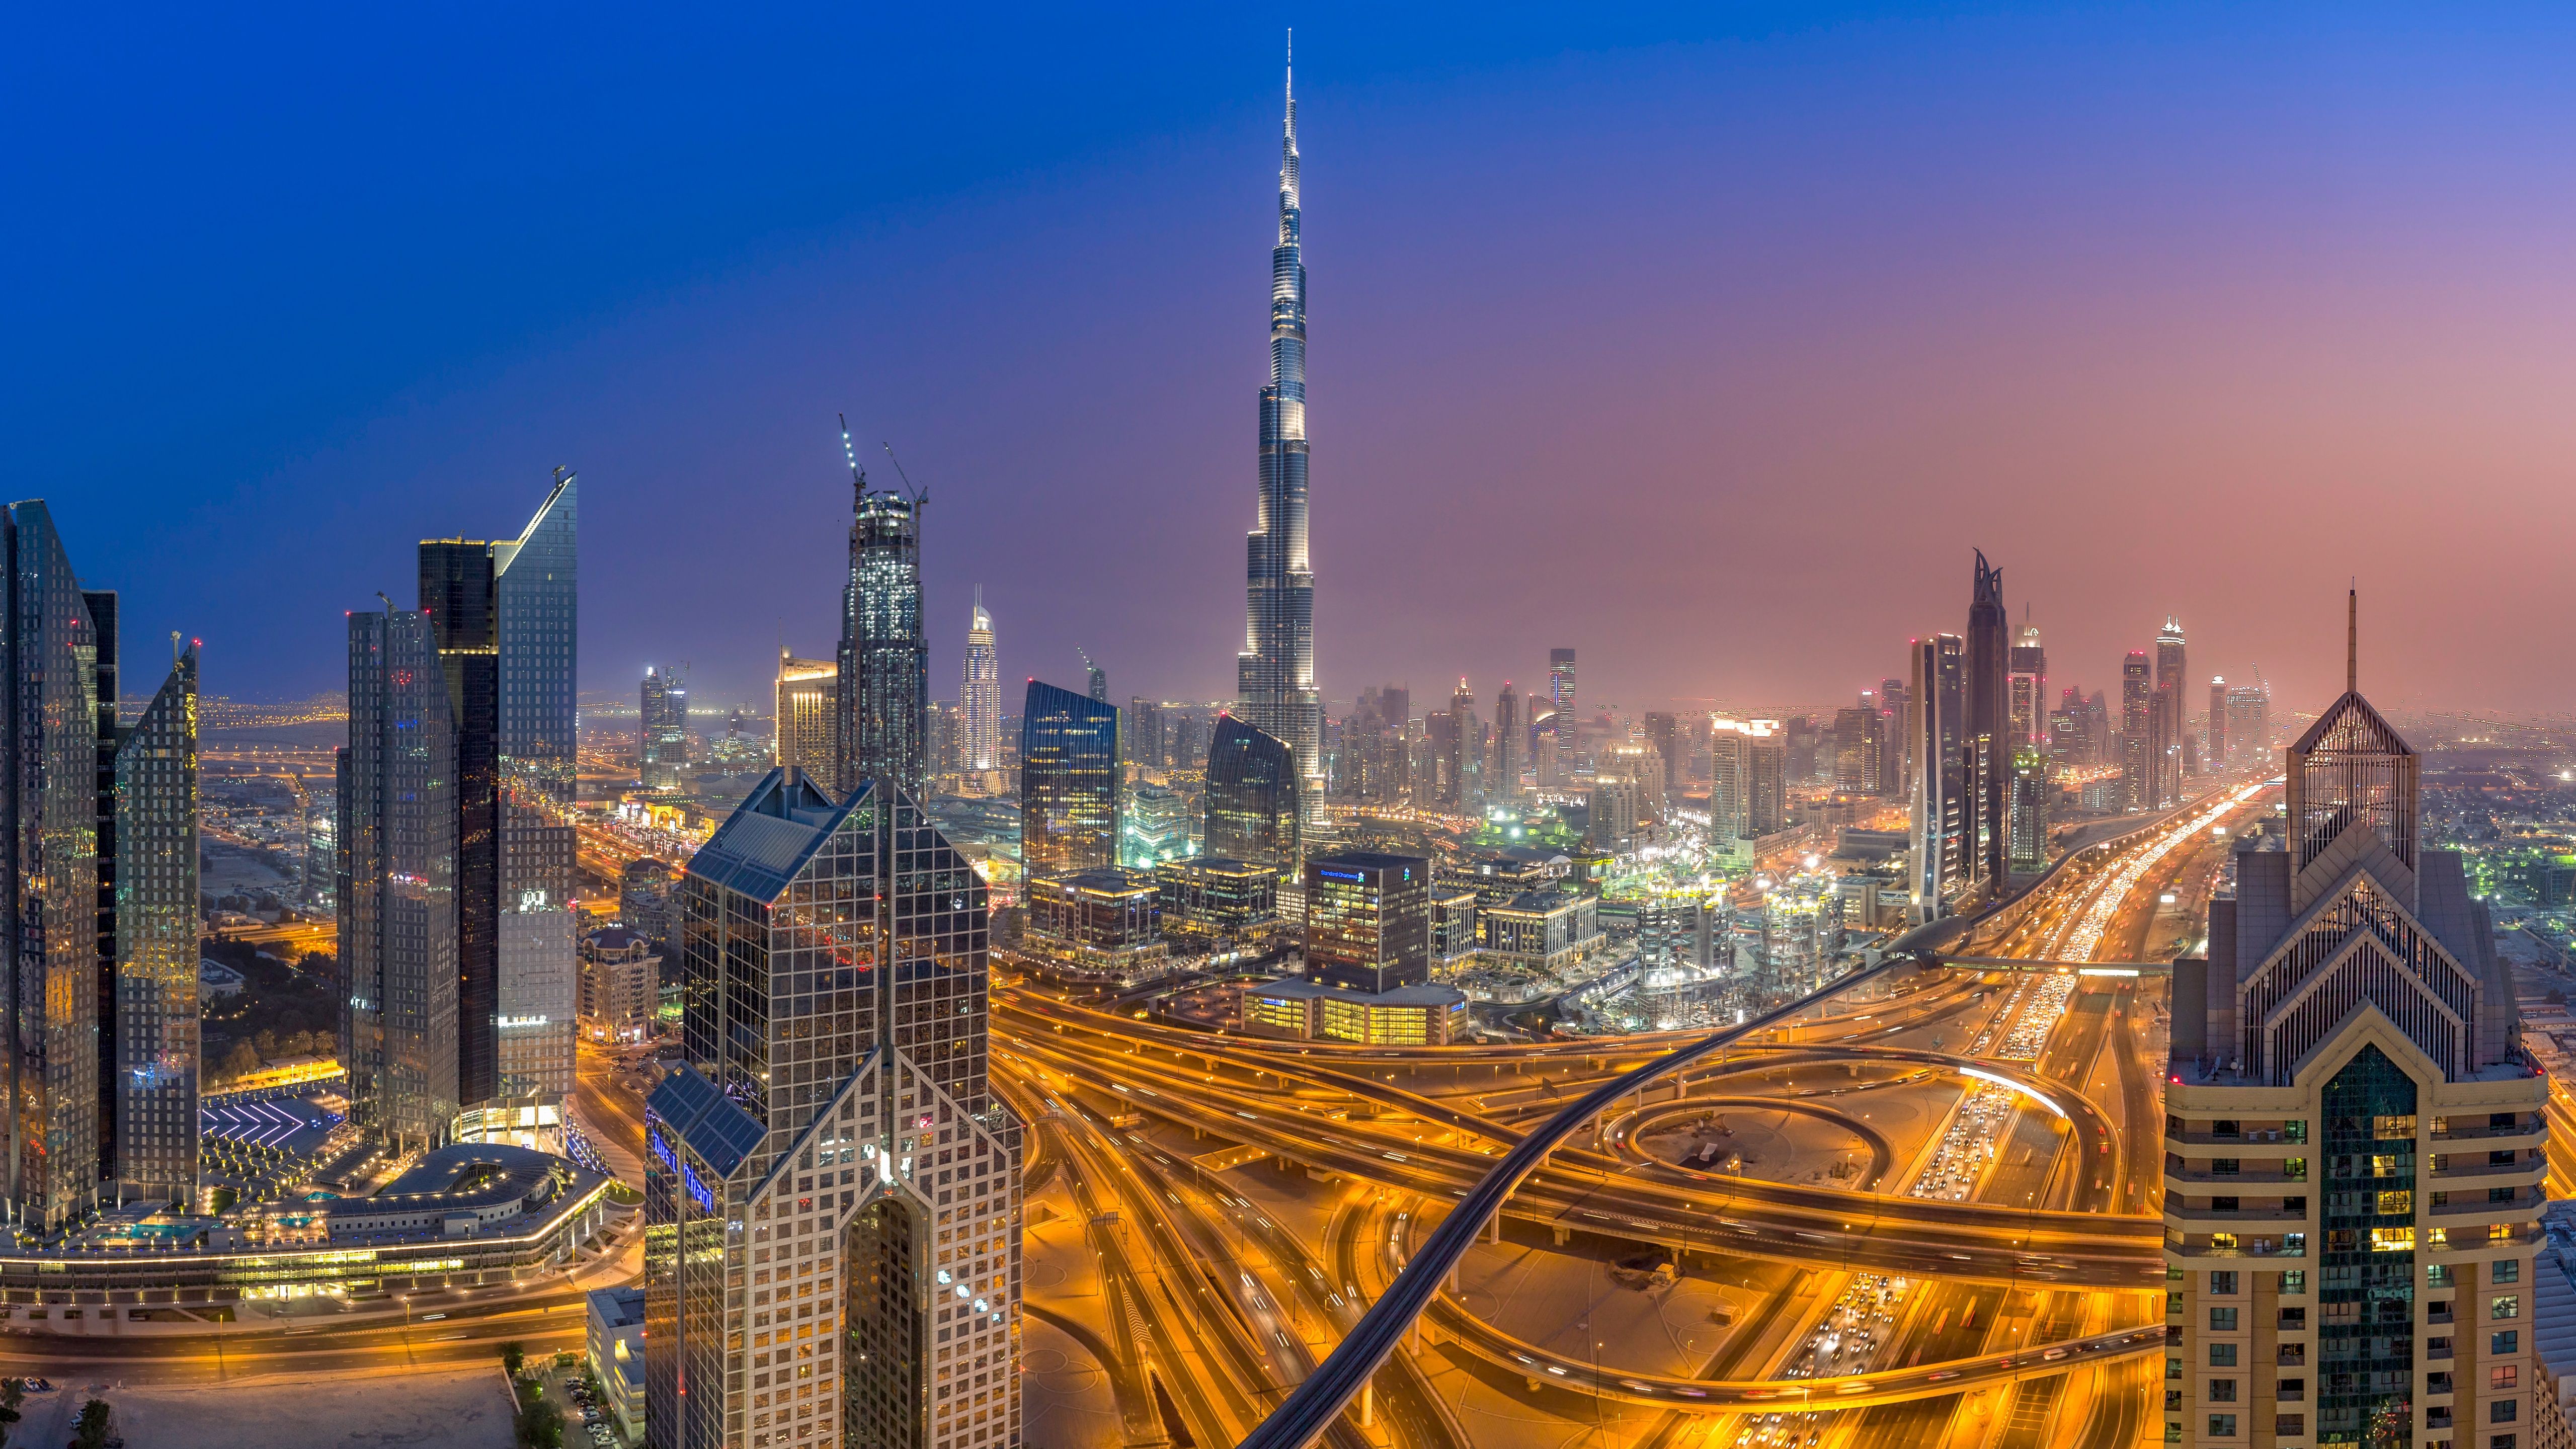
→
(24, 9, 2576, 717)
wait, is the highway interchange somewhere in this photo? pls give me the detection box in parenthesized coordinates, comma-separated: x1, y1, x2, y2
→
(8, 782, 2272, 1449)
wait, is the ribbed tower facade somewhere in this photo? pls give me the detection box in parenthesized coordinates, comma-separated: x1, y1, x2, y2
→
(1237, 55, 1323, 803)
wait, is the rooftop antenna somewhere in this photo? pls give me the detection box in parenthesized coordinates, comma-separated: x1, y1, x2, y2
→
(2347, 582, 2358, 694)
(881, 441, 926, 506)
(837, 413, 866, 490)
(375, 591, 393, 615)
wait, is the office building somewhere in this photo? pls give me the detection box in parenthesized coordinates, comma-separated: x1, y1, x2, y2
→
(1241, 978, 1467, 1047)
(641, 665, 689, 788)
(2007, 744, 2048, 874)
(1962, 550, 2010, 901)
(1303, 852, 1432, 995)
(1492, 683, 1522, 802)
(621, 857, 678, 962)
(837, 463, 930, 798)
(1906, 634, 1965, 923)
(112, 641, 201, 1205)
(2166, 597, 2539, 1449)
(1120, 782, 1191, 868)
(1156, 857, 1281, 945)
(1548, 649, 1578, 755)
(579, 928, 658, 1044)
(488, 477, 581, 1108)
(1205, 715, 1301, 869)
(1019, 680, 1119, 875)
(588, 1285, 648, 1443)
(1481, 890, 1606, 974)
(340, 607, 462, 1153)
(1236, 59, 1324, 806)
(776, 654, 838, 778)
(1025, 868, 1168, 983)
(649, 769, 1018, 1449)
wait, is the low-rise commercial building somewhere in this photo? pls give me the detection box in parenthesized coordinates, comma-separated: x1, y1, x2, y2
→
(1156, 856, 1282, 946)
(1241, 979, 1469, 1046)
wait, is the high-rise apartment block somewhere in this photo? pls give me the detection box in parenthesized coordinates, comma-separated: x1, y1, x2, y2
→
(1906, 633, 1965, 922)
(642, 665, 690, 788)
(2166, 600, 2539, 1449)
(2123, 649, 2154, 810)
(776, 653, 839, 779)
(1019, 680, 1119, 876)
(649, 770, 1019, 1449)
(1492, 683, 1523, 801)
(112, 641, 201, 1205)
(2008, 615, 2048, 748)
(1711, 718, 1786, 845)
(2227, 682, 2273, 774)
(2208, 675, 2228, 777)
(960, 589, 999, 773)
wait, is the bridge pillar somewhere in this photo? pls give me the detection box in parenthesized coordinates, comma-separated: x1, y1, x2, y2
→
(1552, 1223, 1570, 1246)
(1359, 1380, 1374, 1427)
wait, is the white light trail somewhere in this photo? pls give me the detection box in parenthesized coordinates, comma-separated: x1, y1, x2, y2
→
(2060, 782, 2267, 961)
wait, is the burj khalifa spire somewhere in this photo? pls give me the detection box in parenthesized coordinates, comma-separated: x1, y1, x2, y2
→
(1237, 40, 1323, 809)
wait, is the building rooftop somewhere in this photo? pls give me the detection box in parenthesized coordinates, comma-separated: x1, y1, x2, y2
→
(1246, 978, 1467, 1010)
(589, 1284, 646, 1330)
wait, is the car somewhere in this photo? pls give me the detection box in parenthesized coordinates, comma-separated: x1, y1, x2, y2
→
(1925, 1370, 1960, 1382)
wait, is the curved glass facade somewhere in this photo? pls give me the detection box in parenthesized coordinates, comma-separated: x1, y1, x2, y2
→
(1204, 714, 1300, 869)
(1019, 681, 1118, 876)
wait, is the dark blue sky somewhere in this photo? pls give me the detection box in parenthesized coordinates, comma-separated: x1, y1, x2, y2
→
(17, 6, 2576, 717)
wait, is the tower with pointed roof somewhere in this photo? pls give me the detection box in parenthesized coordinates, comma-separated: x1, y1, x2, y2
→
(1237, 42, 1324, 815)
(2163, 590, 2540, 1449)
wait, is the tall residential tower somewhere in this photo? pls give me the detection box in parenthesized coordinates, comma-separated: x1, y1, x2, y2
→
(960, 589, 999, 773)
(1237, 55, 1323, 806)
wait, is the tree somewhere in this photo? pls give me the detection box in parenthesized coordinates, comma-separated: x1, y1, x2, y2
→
(502, 1340, 527, 1379)
(71, 1400, 111, 1449)
(0, 1378, 22, 1445)
(219, 1039, 262, 1080)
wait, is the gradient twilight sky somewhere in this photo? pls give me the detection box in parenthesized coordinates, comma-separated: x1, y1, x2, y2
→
(13, 5, 2576, 721)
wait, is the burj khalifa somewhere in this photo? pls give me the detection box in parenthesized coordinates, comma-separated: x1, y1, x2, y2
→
(1237, 49, 1324, 804)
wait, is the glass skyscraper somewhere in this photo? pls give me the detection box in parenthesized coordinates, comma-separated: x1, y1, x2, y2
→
(493, 475, 580, 1107)
(1203, 714, 1300, 870)
(113, 641, 200, 1205)
(420, 538, 503, 1107)
(1237, 55, 1324, 806)
(4, 503, 103, 1229)
(340, 607, 462, 1152)
(648, 770, 1019, 1449)
(837, 480, 929, 799)
(1019, 680, 1119, 876)
(417, 474, 579, 1118)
